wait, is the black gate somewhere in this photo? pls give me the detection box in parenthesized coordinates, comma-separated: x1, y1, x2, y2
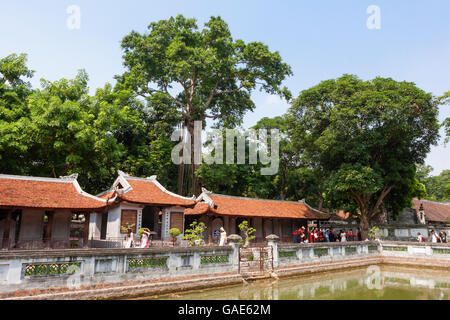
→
(239, 244, 273, 277)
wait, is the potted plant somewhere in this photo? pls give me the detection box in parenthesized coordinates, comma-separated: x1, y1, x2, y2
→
(169, 228, 181, 245)
(238, 220, 256, 247)
(181, 221, 207, 246)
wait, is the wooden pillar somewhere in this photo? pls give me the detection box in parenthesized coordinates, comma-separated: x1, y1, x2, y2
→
(208, 216, 213, 244)
(278, 219, 282, 239)
(83, 212, 91, 248)
(228, 216, 233, 235)
(262, 218, 266, 239)
(44, 212, 54, 242)
(2, 210, 11, 249)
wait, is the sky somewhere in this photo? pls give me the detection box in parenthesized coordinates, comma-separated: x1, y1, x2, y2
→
(1, 0, 449, 175)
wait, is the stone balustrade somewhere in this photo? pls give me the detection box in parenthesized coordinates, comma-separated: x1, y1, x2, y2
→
(0, 235, 449, 298)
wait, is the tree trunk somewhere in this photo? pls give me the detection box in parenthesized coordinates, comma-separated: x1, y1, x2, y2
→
(187, 122, 201, 196)
(359, 212, 370, 241)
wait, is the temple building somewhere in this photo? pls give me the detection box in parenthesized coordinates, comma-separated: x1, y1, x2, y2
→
(1, 171, 331, 247)
(184, 188, 330, 243)
(94, 171, 196, 241)
(0, 174, 108, 249)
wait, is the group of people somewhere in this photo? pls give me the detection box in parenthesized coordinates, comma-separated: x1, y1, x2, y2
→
(293, 226, 362, 243)
(124, 229, 151, 248)
(417, 229, 447, 243)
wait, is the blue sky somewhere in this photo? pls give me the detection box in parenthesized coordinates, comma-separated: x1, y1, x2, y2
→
(1, 0, 449, 174)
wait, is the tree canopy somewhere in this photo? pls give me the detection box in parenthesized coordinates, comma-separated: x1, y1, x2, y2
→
(116, 14, 292, 195)
(287, 74, 441, 238)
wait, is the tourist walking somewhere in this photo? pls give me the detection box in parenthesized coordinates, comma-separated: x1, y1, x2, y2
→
(325, 229, 330, 242)
(439, 229, 447, 243)
(329, 229, 336, 242)
(417, 232, 425, 242)
(340, 230, 347, 242)
(219, 227, 227, 246)
(429, 230, 440, 243)
(125, 230, 135, 248)
(140, 230, 150, 248)
(348, 230, 355, 241)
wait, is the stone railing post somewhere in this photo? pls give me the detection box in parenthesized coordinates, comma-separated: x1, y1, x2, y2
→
(227, 234, 242, 272)
(266, 234, 279, 268)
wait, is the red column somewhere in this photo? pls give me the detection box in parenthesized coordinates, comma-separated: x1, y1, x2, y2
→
(2, 211, 11, 249)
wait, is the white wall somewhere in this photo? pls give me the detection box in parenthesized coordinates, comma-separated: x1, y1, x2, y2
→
(105, 204, 143, 239)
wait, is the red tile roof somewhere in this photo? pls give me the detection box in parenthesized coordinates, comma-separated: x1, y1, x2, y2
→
(0, 175, 107, 210)
(412, 199, 450, 223)
(101, 175, 196, 207)
(185, 193, 330, 220)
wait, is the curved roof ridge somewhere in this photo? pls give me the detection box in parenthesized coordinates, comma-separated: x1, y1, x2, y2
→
(0, 174, 74, 183)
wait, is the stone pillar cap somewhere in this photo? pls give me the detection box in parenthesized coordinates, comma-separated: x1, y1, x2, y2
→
(227, 234, 242, 242)
(266, 234, 279, 241)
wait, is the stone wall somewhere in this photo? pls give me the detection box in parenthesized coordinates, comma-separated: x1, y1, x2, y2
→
(0, 245, 235, 294)
(1, 237, 450, 299)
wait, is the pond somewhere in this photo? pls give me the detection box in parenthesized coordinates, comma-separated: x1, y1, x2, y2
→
(140, 264, 450, 300)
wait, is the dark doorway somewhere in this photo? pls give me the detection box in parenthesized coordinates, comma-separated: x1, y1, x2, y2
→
(100, 212, 108, 239)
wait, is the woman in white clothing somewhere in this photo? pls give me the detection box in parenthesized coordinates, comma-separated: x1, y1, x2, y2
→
(140, 230, 150, 248)
(219, 227, 227, 246)
(125, 230, 135, 248)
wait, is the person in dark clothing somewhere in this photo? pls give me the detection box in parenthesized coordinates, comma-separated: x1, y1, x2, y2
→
(329, 229, 335, 242)
(357, 229, 362, 241)
(439, 230, 447, 243)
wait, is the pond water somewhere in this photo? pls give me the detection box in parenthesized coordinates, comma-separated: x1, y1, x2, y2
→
(141, 265, 450, 300)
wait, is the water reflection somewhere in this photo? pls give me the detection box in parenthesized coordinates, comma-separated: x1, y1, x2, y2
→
(149, 265, 450, 300)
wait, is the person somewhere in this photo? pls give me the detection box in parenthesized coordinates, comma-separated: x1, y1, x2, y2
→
(125, 230, 135, 248)
(314, 229, 319, 243)
(219, 227, 227, 246)
(357, 229, 362, 241)
(340, 230, 347, 242)
(325, 229, 330, 242)
(293, 228, 300, 243)
(439, 229, 447, 243)
(140, 230, 150, 248)
(417, 232, 425, 242)
(300, 227, 306, 243)
(329, 229, 336, 242)
(430, 230, 439, 243)
(348, 230, 354, 241)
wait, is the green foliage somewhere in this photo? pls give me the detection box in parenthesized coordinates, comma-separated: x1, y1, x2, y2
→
(121, 223, 136, 233)
(117, 14, 292, 195)
(238, 220, 256, 246)
(415, 165, 450, 202)
(288, 75, 441, 234)
(0, 53, 34, 174)
(169, 228, 181, 238)
(368, 226, 383, 240)
(138, 227, 150, 236)
(181, 220, 207, 246)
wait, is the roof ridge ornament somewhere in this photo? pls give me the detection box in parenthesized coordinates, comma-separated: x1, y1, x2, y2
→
(59, 173, 79, 180)
(118, 170, 130, 177)
(146, 175, 157, 180)
(201, 187, 212, 195)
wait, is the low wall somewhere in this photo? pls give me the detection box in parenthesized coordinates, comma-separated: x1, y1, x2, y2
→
(274, 241, 450, 278)
(1, 238, 450, 299)
(0, 246, 235, 295)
